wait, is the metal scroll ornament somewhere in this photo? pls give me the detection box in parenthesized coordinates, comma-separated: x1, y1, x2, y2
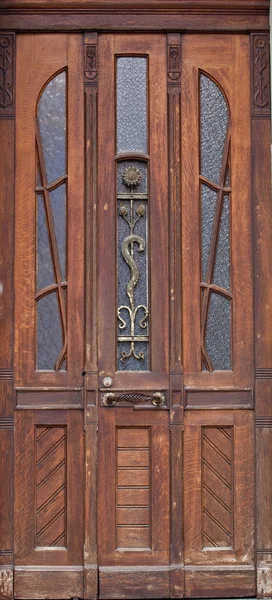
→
(117, 167, 148, 364)
(102, 391, 166, 407)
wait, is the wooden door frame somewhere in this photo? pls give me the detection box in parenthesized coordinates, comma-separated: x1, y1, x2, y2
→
(0, 2, 271, 599)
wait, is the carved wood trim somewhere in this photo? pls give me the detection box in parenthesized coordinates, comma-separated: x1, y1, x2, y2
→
(0, 0, 269, 12)
(0, 417, 13, 429)
(0, 32, 14, 118)
(84, 32, 98, 600)
(251, 33, 270, 118)
(256, 369, 272, 379)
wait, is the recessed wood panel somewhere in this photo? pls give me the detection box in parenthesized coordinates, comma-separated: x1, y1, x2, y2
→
(184, 411, 254, 566)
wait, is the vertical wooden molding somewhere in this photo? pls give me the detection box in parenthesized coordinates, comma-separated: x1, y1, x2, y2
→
(84, 31, 98, 600)
(0, 32, 14, 119)
(167, 33, 184, 599)
(251, 33, 270, 119)
(251, 31, 272, 599)
(0, 30, 15, 600)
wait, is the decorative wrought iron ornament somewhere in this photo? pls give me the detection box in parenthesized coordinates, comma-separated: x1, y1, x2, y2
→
(102, 391, 166, 407)
(117, 166, 149, 366)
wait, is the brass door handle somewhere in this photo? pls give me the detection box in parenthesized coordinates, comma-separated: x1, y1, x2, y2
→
(102, 391, 166, 407)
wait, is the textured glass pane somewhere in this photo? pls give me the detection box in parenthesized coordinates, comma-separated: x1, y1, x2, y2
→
(118, 342, 148, 371)
(201, 185, 217, 282)
(200, 74, 228, 184)
(51, 184, 66, 280)
(117, 162, 148, 370)
(206, 293, 231, 370)
(38, 72, 66, 184)
(213, 196, 230, 290)
(37, 292, 63, 370)
(37, 194, 54, 291)
(117, 57, 147, 154)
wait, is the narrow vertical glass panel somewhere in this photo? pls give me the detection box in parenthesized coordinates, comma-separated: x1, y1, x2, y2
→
(117, 162, 148, 370)
(116, 57, 147, 154)
(50, 184, 66, 280)
(206, 293, 231, 370)
(201, 185, 217, 282)
(37, 194, 54, 291)
(200, 73, 228, 184)
(38, 72, 66, 184)
(36, 292, 63, 370)
(213, 196, 230, 290)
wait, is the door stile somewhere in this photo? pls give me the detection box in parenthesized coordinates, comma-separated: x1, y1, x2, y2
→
(250, 32, 272, 598)
(0, 30, 15, 600)
(167, 33, 184, 599)
(83, 32, 99, 600)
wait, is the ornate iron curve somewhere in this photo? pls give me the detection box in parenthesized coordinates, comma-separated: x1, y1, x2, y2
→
(102, 391, 166, 407)
(117, 167, 148, 364)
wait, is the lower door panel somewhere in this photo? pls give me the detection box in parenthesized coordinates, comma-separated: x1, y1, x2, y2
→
(98, 406, 170, 598)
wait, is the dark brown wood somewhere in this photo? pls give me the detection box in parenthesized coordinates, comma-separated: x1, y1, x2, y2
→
(251, 31, 272, 595)
(0, 1, 269, 33)
(0, 32, 15, 600)
(182, 34, 253, 389)
(84, 31, 99, 599)
(97, 34, 169, 391)
(14, 568, 83, 600)
(185, 566, 255, 598)
(184, 410, 254, 560)
(251, 34, 270, 119)
(14, 410, 84, 597)
(99, 566, 170, 599)
(185, 389, 254, 409)
(15, 33, 84, 388)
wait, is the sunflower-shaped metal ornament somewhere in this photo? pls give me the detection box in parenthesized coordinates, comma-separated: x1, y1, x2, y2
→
(122, 166, 141, 189)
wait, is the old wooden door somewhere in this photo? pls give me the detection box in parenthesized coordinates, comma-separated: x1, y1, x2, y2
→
(6, 27, 264, 600)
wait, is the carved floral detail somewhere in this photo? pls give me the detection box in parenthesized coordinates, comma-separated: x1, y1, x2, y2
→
(168, 45, 181, 82)
(85, 44, 98, 82)
(252, 34, 270, 116)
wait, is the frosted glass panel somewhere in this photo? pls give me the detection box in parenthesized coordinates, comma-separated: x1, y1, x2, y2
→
(37, 292, 63, 370)
(117, 162, 148, 370)
(213, 196, 230, 290)
(51, 184, 66, 280)
(38, 72, 66, 184)
(206, 293, 231, 370)
(117, 57, 147, 154)
(36, 71, 67, 372)
(200, 74, 228, 184)
(201, 185, 217, 282)
(37, 194, 54, 291)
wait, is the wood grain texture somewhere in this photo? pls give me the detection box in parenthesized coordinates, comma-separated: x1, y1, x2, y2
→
(14, 568, 83, 600)
(97, 34, 168, 390)
(182, 34, 253, 389)
(99, 566, 170, 600)
(251, 34, 270, 118)
(184, 411, 254, 567)
(256, 428, 272, 551)
(0, 2, 269, 32)
(0, 430, 13, 557)
(257, 553, 272, 598)
(15, 33, 84, 387)
(185, 565, 255, 598)
(15, 410, 83, 571)
(0, 567, 13, 600)
(98, 408, 169, 567)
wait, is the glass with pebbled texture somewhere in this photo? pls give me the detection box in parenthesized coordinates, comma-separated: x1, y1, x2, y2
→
(37, 292, 63, 370)
(200, 73, 228, 184)
(206, 292, 231, 370)
(116, 57, 147, 154)
(213, 196, 230, 291)
(38, 71, 66, 184)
